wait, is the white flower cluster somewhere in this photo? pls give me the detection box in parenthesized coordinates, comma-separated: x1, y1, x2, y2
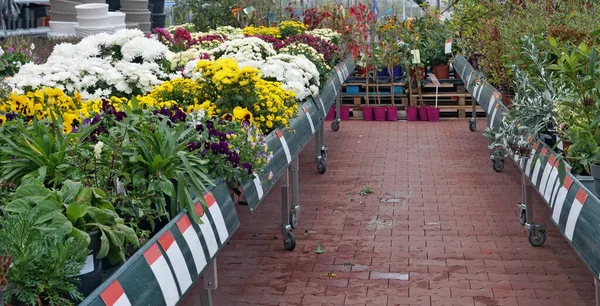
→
(166, 48, 210, 72)
(211, 37, 276, 62)
(7, 29, 169, 100)
(239, 53, 320, 101)
(208, 26, 244, 40)
(306, 28, 340, 44)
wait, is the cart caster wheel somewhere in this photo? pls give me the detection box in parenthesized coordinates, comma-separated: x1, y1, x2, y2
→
(528, 230, 546, 247)
(289, 211, 299, 229)
(493, 159, 504, 172)
(317, 159, 326, 174)
(331, 121, 340, 132)
(519, 209, 526, 225)
(468, 119, 476, 132)
(283, 231, 296, 251)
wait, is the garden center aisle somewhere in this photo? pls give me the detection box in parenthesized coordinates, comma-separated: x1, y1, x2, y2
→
(181, 120, 595, 306)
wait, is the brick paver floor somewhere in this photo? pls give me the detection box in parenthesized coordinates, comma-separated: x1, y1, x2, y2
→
(180, 120, 596, 306)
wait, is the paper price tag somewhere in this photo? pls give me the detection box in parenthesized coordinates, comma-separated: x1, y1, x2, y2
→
(411, 49, 421, 64)
(444, 39, 452, 54)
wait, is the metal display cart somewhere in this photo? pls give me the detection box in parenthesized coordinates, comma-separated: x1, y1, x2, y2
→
(76, 58, 355, 306)
(237, 56, 355, 251)
(455, 56, 600, 306)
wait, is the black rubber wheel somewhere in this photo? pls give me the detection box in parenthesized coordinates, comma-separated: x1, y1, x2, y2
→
(519, 209, 526, 225)
(331, 121, 340, 132)
(283, 231, 296, 251)
(528, 230, 546, 247)
(317, 159, 326, 174)
(321, 148, 328, 162)
(493, 159, 504, 172)
(289, 211, 299, 229)
(469, 119, 476, 132)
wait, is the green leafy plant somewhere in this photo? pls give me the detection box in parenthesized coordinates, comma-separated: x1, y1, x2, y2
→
(0, 209, 88, 306)
(3, 180, 139, 264)
(123, 115, 213, 223)
(546, 36, 600, 174)
(0, 47, 33, 77)
(359, 186, 374, 196)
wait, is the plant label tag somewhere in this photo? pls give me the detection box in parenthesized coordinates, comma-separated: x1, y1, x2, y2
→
(78, 254, 95, 275)
(411, 49, 421, 64)
(445, 39, 452, 54)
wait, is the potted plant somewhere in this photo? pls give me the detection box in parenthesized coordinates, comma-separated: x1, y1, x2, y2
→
(546, 36, 600, 192)
(0, 209, 89, 306)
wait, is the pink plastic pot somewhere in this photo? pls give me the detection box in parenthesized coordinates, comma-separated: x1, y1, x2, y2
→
(418, 107, 429, 121)
(427, 106, 440, 122)
(362, 106, 374, 121)
(406, 107, 418, 121)
(386, 106, 397, 121)
(325, 106, 335, 121)
(373, 107, 386, 121)
(340, 106, 350, 121)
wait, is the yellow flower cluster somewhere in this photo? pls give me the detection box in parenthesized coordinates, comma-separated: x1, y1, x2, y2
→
(242, 26, 281, 38)
(195, 58, 262, 90)
(278, 20, 308, 35)
(148, 78, 203, 108)
(253, 79, 297, 131)
(0, 87, 87, 134)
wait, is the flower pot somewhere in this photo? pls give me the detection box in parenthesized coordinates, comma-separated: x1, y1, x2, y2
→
(362, 106, 374, 121)
(591, 164, 600, 197)
(325, 106, 335, 121)
(377, 68, 388, 77)
(77, 231, 103, 297)
(386, 106, 397, 121)
(418, 107, 429, 121)
(432, 65, 449, 80)
(346, 85, 360, 94)
(392, 66, 402, 77)
(373, 107, 386, 121)
(410, 67, 426, 80)
(406, 106, 418, 121)
(340, 106, 350, 121)
(501, 91, 514, 107)
(427, 106, 440, 122)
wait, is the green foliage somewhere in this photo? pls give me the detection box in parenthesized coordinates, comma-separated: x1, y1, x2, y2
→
(123, 115, 213, 224)
(359, 186, 374, 196)
(0, 47, 33, 77)
(0, 209, 88, 306)
(173, 0, 237, 32)
(2, 180, 139, 265)
(546, 37, 600, 173)
(420, 18, 452, 66)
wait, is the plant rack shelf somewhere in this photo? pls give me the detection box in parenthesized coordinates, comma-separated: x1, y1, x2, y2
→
(454, 55, 600, 306)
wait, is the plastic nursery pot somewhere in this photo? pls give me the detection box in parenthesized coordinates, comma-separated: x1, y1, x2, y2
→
(325, 106, 336, 121)
(340, 106, 350, 121)
(418, 107, 429, 121)
(373, 107, 386, 121)
(391, 66, 403, 79)
(501, 91, 514, 107)
(77, 231, 103, 297)
(386, 106, 398, 121)
(591, 165, 600, 197)
(406, 106, 418, 121)
(409, 67, 426, 80)
(432, 65, 449, 80)
(377, 68, 388, 77)
(427, 106, 440, 122)
(362, 106, 374, 121)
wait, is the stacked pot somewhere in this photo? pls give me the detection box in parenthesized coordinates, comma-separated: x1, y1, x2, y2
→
(48, 0, 104, 37)
(74, 3, 114, 37)
(149, 0, 165, 29)
(120, 0, 152, 33)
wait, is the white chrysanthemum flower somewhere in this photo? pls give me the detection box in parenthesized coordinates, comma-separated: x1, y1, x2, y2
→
(93, 141, 104, 159)
(121, 37, 168, 62)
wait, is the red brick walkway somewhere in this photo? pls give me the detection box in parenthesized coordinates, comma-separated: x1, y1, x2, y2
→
(180, 120, 595, 306)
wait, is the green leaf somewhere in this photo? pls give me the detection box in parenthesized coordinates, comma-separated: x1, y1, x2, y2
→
(87, 207, 118, 226)
(14, 183, 49, 198)
(70, 227, 91, 246)
(314, 245, 326, 254)
(158, 177, 174, 197)
(97, 230, 110, 259)
(65, 202, 89, 223)
(75, 188, 94, 205)
(59, 180, 83, 204)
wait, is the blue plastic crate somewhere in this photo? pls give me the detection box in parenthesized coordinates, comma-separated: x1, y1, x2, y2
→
(346, 85, 360, 94)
